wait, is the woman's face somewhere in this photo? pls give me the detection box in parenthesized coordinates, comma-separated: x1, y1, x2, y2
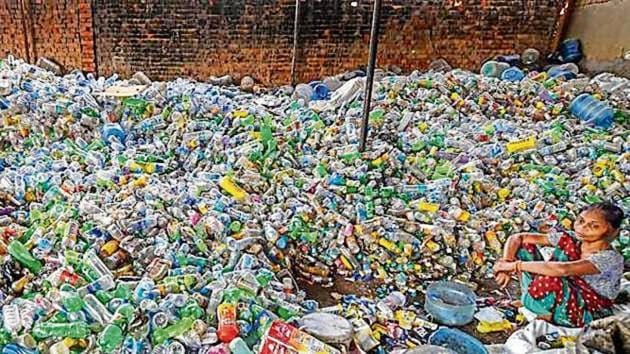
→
(574, 210, 611, 242)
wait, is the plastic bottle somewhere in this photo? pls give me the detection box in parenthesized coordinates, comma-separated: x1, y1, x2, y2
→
(98, 324, 124, 353)
(32, 321, 91, 339)
(500, 67, 525, 82)
(217, 303, 239, 343)
(8, 240, 42, 274)
(559, 38, 582, 63)
(2, 304, 22, 334)
(219, 176, 248, 202)
(569, 93, 614, 129)
(521, 48, 540, 65)
(480, 61, 509, 78)
(0, 344, 40, 354)
(152, 317, 194, 345)
(292, 84, 314, 104)
(101, 123, 126, 144)
(310, 81, 330, 101)
(82, 294, 114, 324)
(228, 337, 254, 354)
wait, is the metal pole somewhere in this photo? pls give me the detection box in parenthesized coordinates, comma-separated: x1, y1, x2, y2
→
(551, 0, 576, 53)
(359, 0, 382, 152)
(290, 0, 301, 86)
(19, 0, 31, 63)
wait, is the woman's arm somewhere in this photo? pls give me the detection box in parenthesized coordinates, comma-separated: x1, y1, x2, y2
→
(502, 233, 551, 261)
(495, 259, 600, 277)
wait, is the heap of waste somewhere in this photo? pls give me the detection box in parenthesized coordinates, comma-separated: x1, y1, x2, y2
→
(0, 54, 628, 353)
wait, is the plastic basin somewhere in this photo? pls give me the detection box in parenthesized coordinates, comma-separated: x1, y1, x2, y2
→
(405, 344, 457, 354)
(424, 281, 476, 326)
(428, 328, 488, 354)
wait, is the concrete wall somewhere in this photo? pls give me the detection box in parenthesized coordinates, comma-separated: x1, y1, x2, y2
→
(566, 0, 630, 76)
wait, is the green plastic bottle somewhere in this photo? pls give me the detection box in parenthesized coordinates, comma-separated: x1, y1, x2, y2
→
(152, 317, 194, 344)
(8, 240, 42, 274)
(98, 324, 124, 353)
(61, 291, 85, 312)
(32, 321, 91, 339)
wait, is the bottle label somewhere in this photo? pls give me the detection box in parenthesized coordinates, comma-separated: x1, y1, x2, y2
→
(506, 136, 536, 153)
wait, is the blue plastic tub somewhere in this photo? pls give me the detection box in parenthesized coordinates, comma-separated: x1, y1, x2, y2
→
(429, 328, 488, 354)
(424, 281, 476, 326)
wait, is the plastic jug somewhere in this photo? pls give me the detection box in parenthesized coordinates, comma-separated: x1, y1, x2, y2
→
(560, 38, 582, 63)
(570, 93, 614, 129)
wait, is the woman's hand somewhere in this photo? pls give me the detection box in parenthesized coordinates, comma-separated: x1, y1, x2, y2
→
(493, 259, 516, 273)
(494, 271, 512, 288)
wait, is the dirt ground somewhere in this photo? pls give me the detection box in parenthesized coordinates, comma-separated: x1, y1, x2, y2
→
(300, 275, 523, 345)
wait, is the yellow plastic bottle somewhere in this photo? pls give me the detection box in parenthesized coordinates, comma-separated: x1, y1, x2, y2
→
(219, 176, 248, 201)
(506, 135, 536, 153)
(417, 201, 440, 213)
(476, 319, 513, 333)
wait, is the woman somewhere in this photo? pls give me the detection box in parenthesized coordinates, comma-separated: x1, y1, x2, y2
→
(494, 202, 624, 327)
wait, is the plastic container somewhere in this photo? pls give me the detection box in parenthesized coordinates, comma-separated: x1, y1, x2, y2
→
(548, 63, 579, 80)
(292, 83, 314, 104)
(569, 93, 614, 129)
(217, 303, 239, 343)
(428, 328, 488, 354)
(323, 76, 342, 91)
(521, 48, 540, 65)
(405, 345, 457, 354)
(424, 281, 476, 326)
(480, 61, 509, 78)
(501, 67, 525, 82)
(549, 70, 577, 81)
(310, 81, 330, 101)
(299, 312, 353, 345)
(101, 123, 126, 144)
(560, 39, 582, 63)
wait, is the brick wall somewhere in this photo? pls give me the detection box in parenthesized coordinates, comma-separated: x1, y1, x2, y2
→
(0, 0, 94, 73)
(2, 1, 566, 85)
(0, 1, 29, 61)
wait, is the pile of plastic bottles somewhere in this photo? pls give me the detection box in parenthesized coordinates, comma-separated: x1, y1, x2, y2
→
(0, 54, 628, 353)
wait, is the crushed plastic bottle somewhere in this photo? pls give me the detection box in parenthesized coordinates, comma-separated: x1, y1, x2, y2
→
(0, 54, 627, 353)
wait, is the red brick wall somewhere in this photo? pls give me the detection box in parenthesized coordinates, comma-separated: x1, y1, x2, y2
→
(2, 1, 566, 85)
(95, 0, 566, 84)
(0, 0, 94, 72)
(0, 1, 29, 61)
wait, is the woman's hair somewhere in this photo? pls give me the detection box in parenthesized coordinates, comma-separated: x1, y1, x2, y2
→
(582, 202, 625, 229)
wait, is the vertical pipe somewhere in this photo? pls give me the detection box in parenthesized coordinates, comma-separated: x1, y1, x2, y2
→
(290, 0, 301, 86)
(359, 0, 382, 152)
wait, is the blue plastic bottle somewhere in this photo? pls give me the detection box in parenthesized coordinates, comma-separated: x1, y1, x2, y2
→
(569, 93, 614, 129)
(560, 38, 582, 63)
(102, 123, 126, 144)
(309, 81, 330, 100)
(500, 67, 525, 82)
